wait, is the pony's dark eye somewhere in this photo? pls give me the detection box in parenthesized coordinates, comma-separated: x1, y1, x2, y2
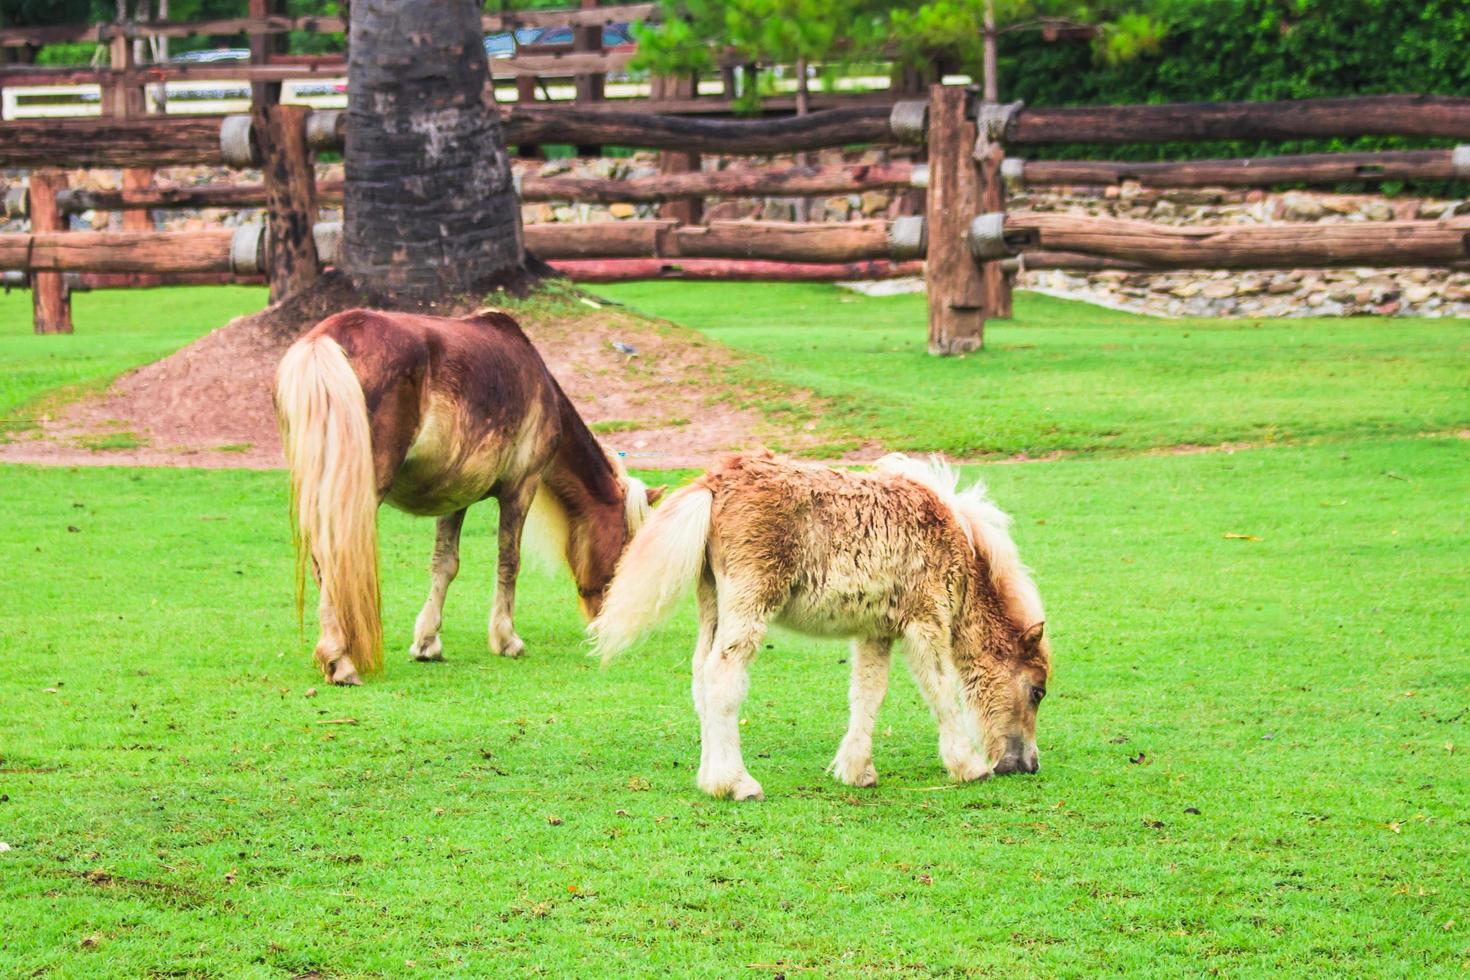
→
(1030, 686, 1046, 705)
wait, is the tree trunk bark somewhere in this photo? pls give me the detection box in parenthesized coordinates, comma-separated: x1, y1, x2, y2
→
(343, 0, 530, 308)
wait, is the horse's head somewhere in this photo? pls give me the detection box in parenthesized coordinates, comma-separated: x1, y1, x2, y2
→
(571, 453, 664, 620)
(974, 621, 1051, 775)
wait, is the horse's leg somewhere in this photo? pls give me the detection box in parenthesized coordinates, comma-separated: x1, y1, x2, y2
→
(697, 592, 768, 801)
(310, 558, 361, 686)
(691, 572, 718, 778)
(409, 509, 466, 662)
(903, 623, 992, 782)
(830, 637, 892, 787)
(488, 478, 537, 658)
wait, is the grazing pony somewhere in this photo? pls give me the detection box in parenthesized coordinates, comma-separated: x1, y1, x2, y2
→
(592, 451, 1051, 801)
(275, 307, 660, 686)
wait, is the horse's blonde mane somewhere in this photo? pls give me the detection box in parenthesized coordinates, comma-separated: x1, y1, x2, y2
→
(875, 453, 1044, 630)
(523, 443, 648, 574)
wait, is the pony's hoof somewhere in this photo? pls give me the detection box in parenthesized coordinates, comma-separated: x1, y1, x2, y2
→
(410, 636, 443, 662)
(731, 776, 765, 802)
(490, 633, 525, 658)
(323, 657, 361, 686)
(947, 756, 993, 783)
(832, 758, 878, 788)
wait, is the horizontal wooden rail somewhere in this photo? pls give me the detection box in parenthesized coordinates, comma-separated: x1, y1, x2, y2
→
(46, 181, 343, 214)
(1004, 95, 1470, 144)
(0, 117, 223, 168)
(0, 101, 900, 169)
(524, 162, 920, 203)
(0, 220, 919, 273)
(549, 258, 924, 281)
(0, 5, 655, 46)
(975, 211, 1470, 268)
(0, 229, 236, 274)
(502, 105, 895, 153)
(1011, 148, 1470, 188)
(524, 219, 914, 262)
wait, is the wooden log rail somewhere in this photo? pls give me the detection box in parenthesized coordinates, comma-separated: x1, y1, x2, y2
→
(0, 220, 922, 274)
(969, 211, 1470, 269)
(1009, 147, 1470, 188)
(524, 219, 918, 262)
(999, 95, 1470, 145)
(2, 161, 914, 218)
(0, 104, 898, 169)
(501, 105, 895, 154)
(522, 162, 921, 203)
(549, 258, 925, 282)
(0, 4, 656, 46)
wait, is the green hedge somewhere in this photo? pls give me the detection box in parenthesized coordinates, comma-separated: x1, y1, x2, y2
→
(995, 0, 1470, 182)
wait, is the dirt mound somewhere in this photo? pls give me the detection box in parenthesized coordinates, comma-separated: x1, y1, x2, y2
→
(0, 282, 818, 471)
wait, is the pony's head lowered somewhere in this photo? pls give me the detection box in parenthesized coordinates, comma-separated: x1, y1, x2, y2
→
(878, 454, 1051, 776)
(526, 443, 664, 621)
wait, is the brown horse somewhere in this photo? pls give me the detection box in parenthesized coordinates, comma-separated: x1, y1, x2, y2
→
(275, 307, 661, 686)
(592, 451, 1050, 800)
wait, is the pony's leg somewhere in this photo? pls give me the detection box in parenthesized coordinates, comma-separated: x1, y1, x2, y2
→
(691, 573, 719, 779)
(409, 509, 466, 662)
(697, 599, 767, 801)
(488, 479, 537, 658)
(311, 559, 360, 686)
(829, 637, 892, 787)
(903, 623, 992, 782)
(691, 573, 718, 721)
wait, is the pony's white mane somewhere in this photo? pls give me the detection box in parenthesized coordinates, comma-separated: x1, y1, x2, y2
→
(875, 453, 1044, 629)
(523, 443, 648, 573)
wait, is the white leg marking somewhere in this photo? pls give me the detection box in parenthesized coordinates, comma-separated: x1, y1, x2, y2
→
(830, 637, 892, 787)
(410, 511, 464, 662)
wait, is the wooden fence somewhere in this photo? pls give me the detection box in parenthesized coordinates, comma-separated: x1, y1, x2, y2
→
(4, 91, 1470, 351)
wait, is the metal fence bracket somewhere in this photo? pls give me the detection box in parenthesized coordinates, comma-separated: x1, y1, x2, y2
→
(229, 224, 266, 276)
(219, 115, 262, 168)
(889, 100, 929, 144)
(967, 212, 1013, 260)
(887, 215, 927, 260)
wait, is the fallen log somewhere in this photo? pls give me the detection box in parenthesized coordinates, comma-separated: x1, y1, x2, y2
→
(550, 258, 924, 282)
(1007, 95, 1470, 145)
(975, 211, 1470, 268)
(522, 162, 918, 203)
(1013, 148, 1468, 188)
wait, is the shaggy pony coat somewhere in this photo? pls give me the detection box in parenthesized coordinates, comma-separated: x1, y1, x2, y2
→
(592, 451, 1051, 800)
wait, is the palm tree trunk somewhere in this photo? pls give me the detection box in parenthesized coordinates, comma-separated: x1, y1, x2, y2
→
(343, 0, 530, 308)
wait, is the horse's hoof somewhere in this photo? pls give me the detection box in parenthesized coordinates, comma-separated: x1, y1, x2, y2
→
(947, 756, 993, 783)
(410, 636, 443, 662)
(834, 761, 878, 788)
(490, 634, 525, 658)
(731, 776, 765, 802)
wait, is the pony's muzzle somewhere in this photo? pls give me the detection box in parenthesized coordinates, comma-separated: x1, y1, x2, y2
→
(993, 737, 1040, 775)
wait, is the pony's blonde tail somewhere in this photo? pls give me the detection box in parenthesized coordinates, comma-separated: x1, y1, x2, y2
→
(274, 336, 383, 676)
(590, 483, 713, 663)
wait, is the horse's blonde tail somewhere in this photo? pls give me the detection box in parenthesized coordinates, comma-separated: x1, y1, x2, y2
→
(274, 336, 383, 676)
(590, 483, 713, 663)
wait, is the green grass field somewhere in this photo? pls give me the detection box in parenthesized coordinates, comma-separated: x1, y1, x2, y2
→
(597, 283, 1470, 456)
(0, 286, 265, 436)
(1, 284, 1467, 975)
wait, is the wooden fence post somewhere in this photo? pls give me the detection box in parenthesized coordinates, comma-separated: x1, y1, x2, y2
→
(573, 0, 604, 156)
(253, 103, 319, 301)
(657, 73, 703, 224)
(925, 84, 983, 354)
(974, 100, 1012, 318)
(248, 0, 288, 109)
(28, 172, 72, 334)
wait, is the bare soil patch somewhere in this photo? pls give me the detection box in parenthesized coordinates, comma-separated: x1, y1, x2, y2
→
(0, 286, 829, 471)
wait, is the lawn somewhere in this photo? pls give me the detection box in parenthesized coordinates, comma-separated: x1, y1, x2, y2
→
(0, 286, 266, 432)
(596, 283, 1470, 457)
(1, 284, 1467, 975)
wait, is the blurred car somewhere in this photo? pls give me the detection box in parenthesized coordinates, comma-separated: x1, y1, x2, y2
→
(170, 48, 251, 64)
